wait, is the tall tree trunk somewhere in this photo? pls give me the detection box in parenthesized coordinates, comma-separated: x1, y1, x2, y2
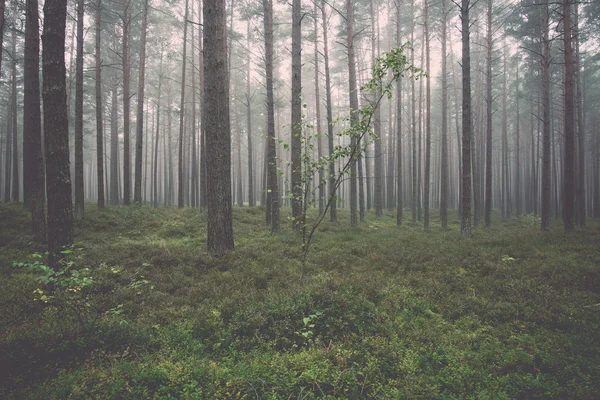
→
(313, 3, 324, 213)
(122, 0, 131, 205)
(10, 5, 18, 203)
(24, 0, 46, 241)
(396, 0, 403, 226)
(263, 0, 280, 232)
(460, 0, 472, 235)
(74, 0, 84, 220)
(423, 0, 431, 231)
(484, 0, 493, 227)
(371, 0, 383, 218)
(541, 0, 551, 230)
(133, 0, 149, 203)
(246, 20, 255, 207)
(573, 5, 584, 226)
(347, 0, 359, 227)
(95, 0, 105, 208)
(4, 102, 11, 203)
(154, 46, 164, 208)
(190, 0, 198, 207)
(321, 0, 336, 222)
(0, 0, 5, 78)
(291, 0, 302, 231)
(440, 0, 448, 229)
(198, 0, 207, 209)
(178, 0, 189, 208)
(204, 0, 234, 254)
(563, 0, 575, 231)
(110, 87, 119, 205)
(515, 55, 521, 217)
(43, 0, 74, 268)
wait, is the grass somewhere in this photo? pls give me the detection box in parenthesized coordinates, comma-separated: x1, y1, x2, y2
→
(0, 202, 599, 399)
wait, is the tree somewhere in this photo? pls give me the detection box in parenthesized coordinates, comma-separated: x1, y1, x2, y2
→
(43, 0, 74, 268)
(321, 0, 336, 222)
(460, 0, 472, 235)
(347, 0, 359, 227)
(396, 0, 403, 226)
(110, 87, 119, 205)
(204, 0, 234, 255)
(24, 0, 46, 242)
(95, 0, 105, 208)
(563, 0, 575, 231)
(178, 0, 189, 209)
(291, 0, 303, 231)
(134, 0, 149, 204)
(74, 0, 85, 220)
(263, 0, 280, 232)
(10, 4, 18, 203)
(440, 0, 448, 229)
(484, 0, 493, 228)
(541, 0, 551, 230)
(122, 0, 132, 205)
(423, 0, 431, 231)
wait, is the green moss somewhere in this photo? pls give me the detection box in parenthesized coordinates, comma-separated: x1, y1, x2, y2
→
(1, 203, 599, 398)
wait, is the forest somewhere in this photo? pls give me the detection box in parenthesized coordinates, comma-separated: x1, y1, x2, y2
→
(0, 0, 599, 397)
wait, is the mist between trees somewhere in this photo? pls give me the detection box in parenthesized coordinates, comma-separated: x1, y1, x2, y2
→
(0, 0, 599, 259)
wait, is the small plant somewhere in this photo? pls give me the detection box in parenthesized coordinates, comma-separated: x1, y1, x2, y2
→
(296, 311, 323, 343)
(13, 249, 94, 325)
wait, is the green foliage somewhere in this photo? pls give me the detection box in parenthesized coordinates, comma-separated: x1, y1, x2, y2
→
(1, 203, 599, 398)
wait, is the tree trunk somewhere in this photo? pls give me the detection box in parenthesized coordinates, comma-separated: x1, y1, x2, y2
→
(321, 0, 336, 222)
(95, 0, 105, 208)
(423, 0, 431, 231)
(74, 0, 84, 220)
(371, 0, 383, 218)
(313, 3, 324, 213)
(178, 0, 189, 208)
(122, 0, 131, 205)
(460, 0, 472, 235)
(246, 20, 255, 207)
(204, 0, 234, 254)
(110, 87, 119, 205)
(43, 0, 74, 268)
(440, 0, 448, 229)
(484, 0, 493, 227)
(396, 0, 403, 226)
(24, 0, 46, 241)
(541, 0, 551, 230)
(563, 0, 575, 231)
(133, 0, 149, 203)
(291, 0, 302, 231)
(347, 0, 359, 227)
(154, 46, 164, 208)
(263, 0, 280, 232)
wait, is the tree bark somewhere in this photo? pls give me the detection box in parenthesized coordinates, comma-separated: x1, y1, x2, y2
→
(110, 87, 119, 205)
(563, 0, 575, 231)
(460, 0, 472, 235)
(347, 0, 359, 227)
(291, 0, 303, 231)
(134, 0, 149, 203)
(122, 0, 131, 205)
(74, 0, 84, 220)
(178, 0, 189, 208)
(204, 0, 234, 254)
(440, 0, 448, 229)
(24, 0, 46, 241)
(95, 0, 105, 208)
(43, 0, 74, 268)
(321, 0, 336, 222)
(263, 0, 280, 232)
(423, 0, 431, 231)
(541, 0, 551, 230)
(484, 0, 493, 227)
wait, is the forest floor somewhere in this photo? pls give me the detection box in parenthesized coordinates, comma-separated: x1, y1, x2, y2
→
(0, 203, 599, 399)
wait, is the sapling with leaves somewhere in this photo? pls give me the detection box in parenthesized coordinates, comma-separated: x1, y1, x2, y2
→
(287, 46, 424, 280)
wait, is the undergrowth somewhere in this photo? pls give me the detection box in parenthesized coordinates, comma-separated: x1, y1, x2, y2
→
(0, 202, 599, 399)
